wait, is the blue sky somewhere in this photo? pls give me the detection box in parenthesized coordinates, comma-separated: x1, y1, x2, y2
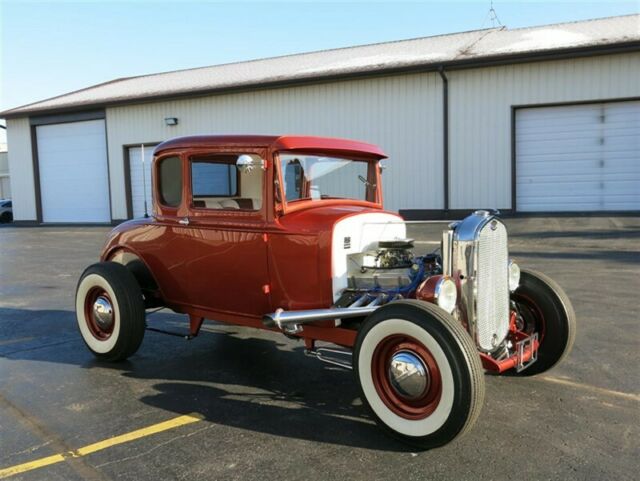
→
(0, 0, 638, 115)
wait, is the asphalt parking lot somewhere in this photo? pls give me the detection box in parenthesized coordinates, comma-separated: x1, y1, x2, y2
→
(1, 216, 638, 481)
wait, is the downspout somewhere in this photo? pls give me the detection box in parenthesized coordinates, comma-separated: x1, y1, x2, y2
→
(438, 66, 449, 212)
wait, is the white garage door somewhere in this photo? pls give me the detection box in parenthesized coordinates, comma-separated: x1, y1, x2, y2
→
(36, 119, 110, 222)
(516, 101, 640, 212)
(128, 145, 155, 218)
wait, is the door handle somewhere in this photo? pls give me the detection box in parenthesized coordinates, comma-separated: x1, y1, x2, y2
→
(178, 217, 190, 226)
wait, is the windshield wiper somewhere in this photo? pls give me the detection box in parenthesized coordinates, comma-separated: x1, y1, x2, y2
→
(358, 175, 376, 188)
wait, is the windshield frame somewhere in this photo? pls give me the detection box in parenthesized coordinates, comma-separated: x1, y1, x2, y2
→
(274, 150, 383, 215)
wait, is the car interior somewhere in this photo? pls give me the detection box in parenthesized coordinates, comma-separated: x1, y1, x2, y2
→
(190, 154, 263, 211)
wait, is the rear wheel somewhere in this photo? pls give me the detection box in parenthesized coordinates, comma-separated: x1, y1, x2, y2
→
(510, 269, 576, 376)
(0, 211, 11, 223)
(76, 262, 145, 361)
(354, 300, 484, 450)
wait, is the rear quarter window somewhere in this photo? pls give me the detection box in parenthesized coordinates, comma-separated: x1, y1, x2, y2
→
(158, 156, 182, 208)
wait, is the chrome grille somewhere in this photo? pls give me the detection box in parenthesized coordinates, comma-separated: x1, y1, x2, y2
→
(475, 220, 510, 351)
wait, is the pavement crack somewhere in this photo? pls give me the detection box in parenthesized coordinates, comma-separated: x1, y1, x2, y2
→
(93, 423, 214, 469)
(0, 338, 76, 357)
(1, 440, 52, 464)
(0, 393, 111, 481)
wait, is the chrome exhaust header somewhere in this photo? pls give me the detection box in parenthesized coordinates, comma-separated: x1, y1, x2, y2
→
(263, 305, 378, 330)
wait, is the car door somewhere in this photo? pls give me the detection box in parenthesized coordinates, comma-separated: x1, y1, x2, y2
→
(182, 149, 271, 318)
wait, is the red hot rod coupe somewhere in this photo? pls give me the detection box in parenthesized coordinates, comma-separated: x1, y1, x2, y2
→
(76, 135, 575, 449)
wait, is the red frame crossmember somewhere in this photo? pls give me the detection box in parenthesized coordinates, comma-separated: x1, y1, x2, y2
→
(479, 311, 539, 373)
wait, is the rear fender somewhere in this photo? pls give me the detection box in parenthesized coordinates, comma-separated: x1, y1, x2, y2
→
(105, 247, 163, 307)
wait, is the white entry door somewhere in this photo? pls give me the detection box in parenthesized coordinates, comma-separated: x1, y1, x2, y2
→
(516, 101, 640, 212)
(36, 119, 110, 222)
(128, 145, 155, 218)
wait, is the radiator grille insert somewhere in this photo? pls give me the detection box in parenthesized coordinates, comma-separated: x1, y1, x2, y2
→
(475, 220, 510, 351)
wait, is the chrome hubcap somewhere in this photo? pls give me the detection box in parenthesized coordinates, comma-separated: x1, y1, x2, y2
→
(388, 350, 429, 400)
(93, 296, 114, 330)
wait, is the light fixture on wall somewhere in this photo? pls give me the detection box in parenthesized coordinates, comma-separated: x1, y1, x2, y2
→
(164, 117, 178, 126)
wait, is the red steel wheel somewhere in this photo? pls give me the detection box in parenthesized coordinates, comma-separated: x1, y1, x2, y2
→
(371, 335, 442, 420)
(76, 262, 146, 362)
(508, 269, 576, 376)
(83, 287, 116, 341)
(354, 300, 484, 450)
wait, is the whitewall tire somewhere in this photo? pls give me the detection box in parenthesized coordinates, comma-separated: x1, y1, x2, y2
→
(354, 300, 485, 449)
(76, 262, 145, 361)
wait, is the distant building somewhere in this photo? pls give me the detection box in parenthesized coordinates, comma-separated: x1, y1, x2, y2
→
(1, 14, 639, 224)
(0, 150, 10, 200)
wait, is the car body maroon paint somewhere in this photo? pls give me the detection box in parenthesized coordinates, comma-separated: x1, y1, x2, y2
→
(100, 135, 389, 343)
(77, 134, 575, 449)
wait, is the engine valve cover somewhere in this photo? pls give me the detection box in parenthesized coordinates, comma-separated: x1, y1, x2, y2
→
(348, 268, 412, 290)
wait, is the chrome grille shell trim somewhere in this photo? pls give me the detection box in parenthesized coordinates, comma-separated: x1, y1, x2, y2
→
(450, 211, 510, 352)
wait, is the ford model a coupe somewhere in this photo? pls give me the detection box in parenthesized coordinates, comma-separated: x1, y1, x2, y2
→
(76, 135, 575, 449)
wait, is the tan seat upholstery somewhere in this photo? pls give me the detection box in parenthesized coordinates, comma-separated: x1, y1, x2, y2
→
(221, 199, 240, 209)
(196, 197, 258, 210)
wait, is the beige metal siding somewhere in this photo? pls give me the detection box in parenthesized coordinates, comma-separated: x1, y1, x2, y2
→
(6, 51, 640, 222)
(448, 52, 640, 209)
(0, 152, 8, 172)
(6, 118, 36, 220)
(0, 152, 9, 199)
(0, 178, 10, 199)
(106, 73, 444, 218)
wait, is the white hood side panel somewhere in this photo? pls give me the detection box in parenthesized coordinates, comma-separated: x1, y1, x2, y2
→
(331, 212, 407, 301)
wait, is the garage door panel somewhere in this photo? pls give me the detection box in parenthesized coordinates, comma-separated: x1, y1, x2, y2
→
(518, 171, 638, 185)
(519, 158, 638, 173)
(518, 104, 602, 120)
(518, 153, 603, 165)
(519, 181, 603, 196)
(36, 119, 110, 223)
(516, 123, 602, 138)
(517, 140, 604, 156)
(602, 137, 639, 152)
(128, 146, 155, 219)
(516, 100, 640, 212)
(517, 158, 605, 176)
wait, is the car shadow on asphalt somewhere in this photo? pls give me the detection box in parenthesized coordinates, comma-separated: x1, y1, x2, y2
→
(0, 308, 409, 452)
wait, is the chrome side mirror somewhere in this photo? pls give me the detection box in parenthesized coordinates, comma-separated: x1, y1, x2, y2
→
(379, 160, 387, 174)
(236, 154, 265, 174)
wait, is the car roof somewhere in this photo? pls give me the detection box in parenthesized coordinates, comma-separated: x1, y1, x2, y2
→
(153, 135, 387, 159)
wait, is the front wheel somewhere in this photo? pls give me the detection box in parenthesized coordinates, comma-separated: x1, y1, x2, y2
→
(76, 262, 146, 361)
(510, 269, 576, 376)
(354, 300, 485, 450)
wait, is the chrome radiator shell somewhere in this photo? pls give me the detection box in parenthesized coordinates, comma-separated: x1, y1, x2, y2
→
(447, 211, 510, 352)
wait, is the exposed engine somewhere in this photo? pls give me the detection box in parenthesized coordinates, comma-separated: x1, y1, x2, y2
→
(361, 239, 415, 269)
(346, 239, 441, 292)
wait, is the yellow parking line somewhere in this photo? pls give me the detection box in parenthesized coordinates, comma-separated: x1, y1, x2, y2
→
(540, 376, 640, 402)
(0, 413, 203, 479)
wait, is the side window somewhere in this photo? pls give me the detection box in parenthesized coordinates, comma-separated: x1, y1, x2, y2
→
(158, 156, 182, 208)
(190, 154, 263, 211)
(192, 162, 237, 196)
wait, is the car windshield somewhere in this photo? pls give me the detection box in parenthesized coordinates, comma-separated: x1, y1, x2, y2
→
(279, 153, 376, 203)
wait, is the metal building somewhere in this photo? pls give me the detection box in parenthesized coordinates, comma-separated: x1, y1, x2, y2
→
(2, 15, 639, 224)
(0, 151, 10, 200)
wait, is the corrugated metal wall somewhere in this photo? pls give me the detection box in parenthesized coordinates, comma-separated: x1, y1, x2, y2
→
(106, 73, 444, 219)
(5, 118, 36, 220)
(5, 52, 639, 221)
(448, 52, 640, 208)
(0, 152, 10, 199)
